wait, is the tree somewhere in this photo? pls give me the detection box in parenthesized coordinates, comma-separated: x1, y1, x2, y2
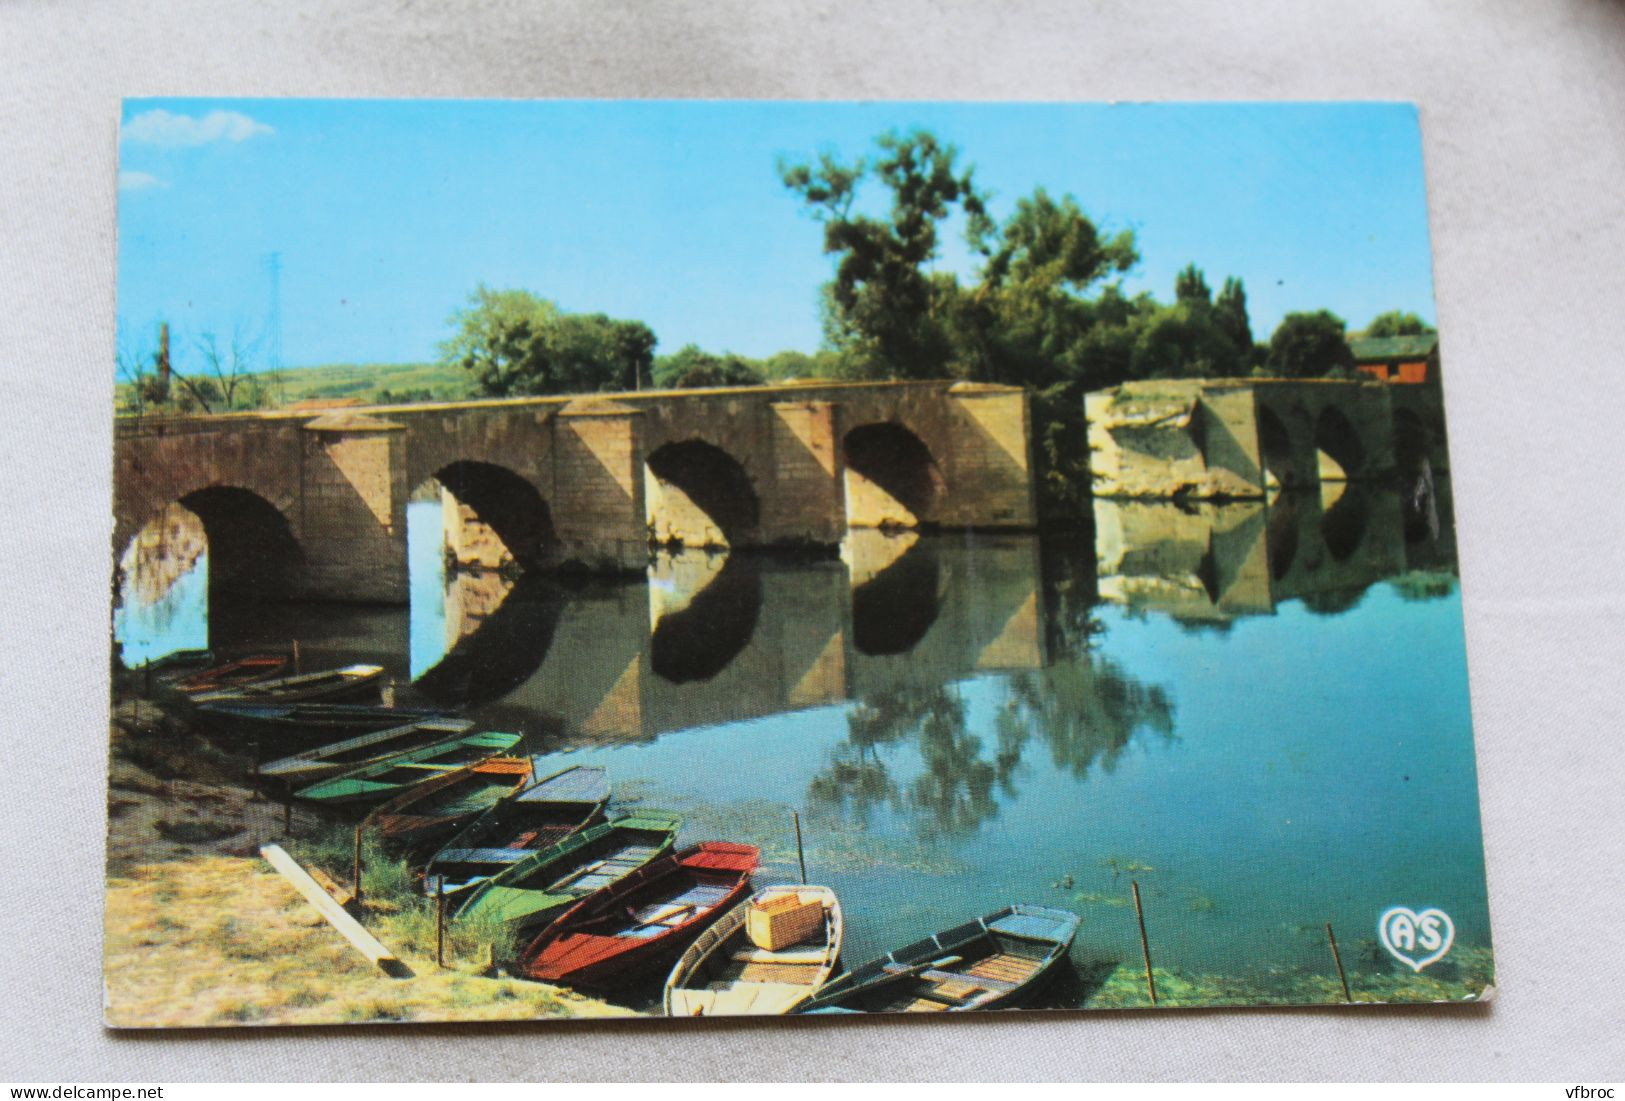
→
(439, 285, 656, 396)
(1265, 310, 1355, 378)
(1214, 276, 1253, 355)
(1364, 310, 1434, 338)
(651, 344, 763, 389)
(1130, 300, 1244, 380)
(1174, 263, 1211, 306)
(780, 130, 991, 377)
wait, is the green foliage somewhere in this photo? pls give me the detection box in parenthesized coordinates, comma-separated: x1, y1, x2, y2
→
(1266, 309, 1355, 379)
(1364, 310, 1434, 338)
(651, 344, 764, 389)
(1174, 263, 1211, 306)
(438, 285, 656, 397)
(1214, 277, 1253, 354)
(781, 129, 992, 378)
(1130, 300, 1245, 380)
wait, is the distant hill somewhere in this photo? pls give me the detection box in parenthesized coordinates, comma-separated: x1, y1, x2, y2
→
(266, 361, 478, 405)
(115, 361, 479, 411)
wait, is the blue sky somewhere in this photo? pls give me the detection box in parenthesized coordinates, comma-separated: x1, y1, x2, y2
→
(117, 99, 1436, 374)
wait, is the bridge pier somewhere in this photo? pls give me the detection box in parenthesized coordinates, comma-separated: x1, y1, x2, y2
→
(552, 400, 648, 573)
(761, 400, 845, 545)
(297, 413, 409, 602)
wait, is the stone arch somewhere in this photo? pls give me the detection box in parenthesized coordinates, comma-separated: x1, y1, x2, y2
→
(156, 486, 304, 601)
(645, 439, 760, 549)
(1315, 406, 1365, 482)
(1257, 403, 1295, 487)
(1393, 408, 1431, 479)
(114, 486, 305, 662)
(428, 460, 557, 570)
(843, 422, 946, 530)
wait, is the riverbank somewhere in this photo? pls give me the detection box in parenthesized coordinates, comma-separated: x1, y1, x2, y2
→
(103, 696, 632, 1027)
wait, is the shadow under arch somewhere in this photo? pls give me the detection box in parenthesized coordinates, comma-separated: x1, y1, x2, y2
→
(1315, 406, 1366, 481)
(167, 486, 304, 603)
(411, 571, 568, 707)
(1320, 485, 1371, 562)
(1393, 408, 1431, 480)
(1257, 403, 1295, 486)
(649, 554, 763, 683)
(432, 461, 556, 568)
(645, 439, 760, 548)
(1266, 493, 1303, 581)
(850, 538, 943, 656)
(844, 422, 945, 529)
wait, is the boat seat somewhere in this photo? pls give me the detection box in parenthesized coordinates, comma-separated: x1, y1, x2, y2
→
(921, 969, 1015, 993)
(731, 947, 828, 964)
(435, 847, 530, 866)
(396, 762, 461, 771)
(964, 953, 1043, 984)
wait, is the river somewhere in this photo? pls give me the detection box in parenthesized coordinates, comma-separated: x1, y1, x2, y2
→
(113, 481, 1491, 1007)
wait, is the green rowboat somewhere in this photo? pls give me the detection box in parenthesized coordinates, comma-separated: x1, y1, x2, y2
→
(454, 811, 682, 945)
(294, 730, 521, 805)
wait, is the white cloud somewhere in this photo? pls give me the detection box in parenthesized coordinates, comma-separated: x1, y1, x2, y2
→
(118, 170, 166, 191)
(121, 108, 274, 148)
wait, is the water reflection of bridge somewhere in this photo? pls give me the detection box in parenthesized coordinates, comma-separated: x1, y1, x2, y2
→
(414, 531, 1046, 743)
(1092, 481, 1457, 624)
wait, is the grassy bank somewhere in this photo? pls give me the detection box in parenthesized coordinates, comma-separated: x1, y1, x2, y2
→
(103, 697, 632, 1028)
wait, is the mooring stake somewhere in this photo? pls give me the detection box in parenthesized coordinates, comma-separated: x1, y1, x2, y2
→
(1132, 879, 1158, 1005)
(352, 822, 365, 909)
(1326, 921, 1352, 1003)
(792, 809, 807, 885)
(436, 885, 447, 968)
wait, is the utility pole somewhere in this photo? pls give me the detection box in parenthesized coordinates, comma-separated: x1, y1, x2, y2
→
(264, 251, 284, 402)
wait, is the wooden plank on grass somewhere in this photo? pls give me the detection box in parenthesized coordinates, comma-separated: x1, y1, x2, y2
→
(260, 844, 413, 978)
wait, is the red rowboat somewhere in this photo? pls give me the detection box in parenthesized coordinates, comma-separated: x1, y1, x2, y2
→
(518, 842, 759, 989)
(168, 654, 290, 695)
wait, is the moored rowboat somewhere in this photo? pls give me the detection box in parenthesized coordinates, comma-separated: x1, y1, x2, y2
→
(368, 755, 538, 856)
(190, 663, 386, 707)
(664, 885, 843, 1017)
(294, 732, 522, 806)
(194, 702, 451, 743)
(164, 654, 290, 696)
(518, 842, 759, 990)
(259, 716, 478, 787)
(453, 812, 682, 944)
(794, 904, 1079, 1015)
(424, 765, 610, 896)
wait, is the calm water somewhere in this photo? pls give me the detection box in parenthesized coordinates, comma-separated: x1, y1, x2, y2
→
(115, 484, 1490, 1001)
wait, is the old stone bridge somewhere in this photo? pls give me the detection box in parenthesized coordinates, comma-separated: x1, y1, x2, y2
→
(114, 379, 1037, 603)
(1085, 378, 1449, 499)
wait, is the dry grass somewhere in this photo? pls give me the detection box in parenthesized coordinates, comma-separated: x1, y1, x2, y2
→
(102, 703, 633, 1028)
(103, 853, 635, 1027)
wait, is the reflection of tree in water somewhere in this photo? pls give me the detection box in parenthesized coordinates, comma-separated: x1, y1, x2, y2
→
(810, 655, 1175, 840)
(1004, 656, 1176, 779)
(808, 685, 1005, 840)
(1390, 569, 1457, 602)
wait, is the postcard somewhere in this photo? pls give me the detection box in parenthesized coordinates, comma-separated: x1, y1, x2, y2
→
(107, 99, 1490, 1026)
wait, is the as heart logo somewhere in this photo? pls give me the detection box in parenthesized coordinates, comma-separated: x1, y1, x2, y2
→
(1378, 906, 1455, 972)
